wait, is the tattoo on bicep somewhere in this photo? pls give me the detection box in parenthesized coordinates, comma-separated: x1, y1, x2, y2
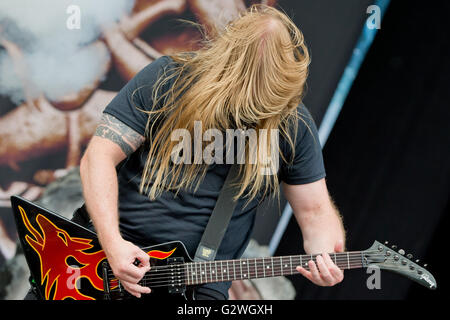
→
(94, 114, 145, 156)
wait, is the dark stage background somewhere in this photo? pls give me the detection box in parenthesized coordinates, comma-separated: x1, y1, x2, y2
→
(274, 1, 450, 300)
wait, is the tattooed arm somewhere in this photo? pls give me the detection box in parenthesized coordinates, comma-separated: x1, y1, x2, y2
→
(80, 113, 151, 298)
(93, 113, 145, 157)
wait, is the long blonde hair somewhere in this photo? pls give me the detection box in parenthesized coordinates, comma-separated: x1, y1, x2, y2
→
(138, 4, 310, 203)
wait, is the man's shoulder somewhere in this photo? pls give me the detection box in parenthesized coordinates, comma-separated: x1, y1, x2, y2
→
(282, 104, 317, 140)
(139, 55, 174, 78)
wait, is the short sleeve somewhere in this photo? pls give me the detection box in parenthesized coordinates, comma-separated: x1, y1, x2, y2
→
(279, 104, 326, 185)
(102, 55, 172, 136)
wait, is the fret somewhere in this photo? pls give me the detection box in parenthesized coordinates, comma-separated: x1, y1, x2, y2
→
(192, 263, 196, 285)
(185, 264, 189, 285)
(214, 261, 218, 282)
(246, 259, 250, 279)
(209, 262, 212, 283)
(203, 262, 207, 284)
(263, 258, 266, 278)
(226, 261, 230, 281)
(209, 262, 212, 284)
(278, 257, 282, 277)
(264, 258, 270, 277)
(289, 256, 294, 274)
(279, 257, 283, 276)
(240, 260, 243, 279)
(200, 263, 203, 284)
(201, 262, 204, 283)
(233, 260, 236, 280)
(189, 263, 193, 285)
(196, 262, 199, 285)
(220, 261, 224, 282)
(333, 253, 337, 265)
(193, 263, 197, 285)
(272, 257, 280, 277)
(202, 262, 206, 282)
(347, 252, 350, 269)
(271, 258, 274, 277)
(254, 258, 258, 278)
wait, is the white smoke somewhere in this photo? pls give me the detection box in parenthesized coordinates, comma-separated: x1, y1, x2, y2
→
(0, 0, 135, 105)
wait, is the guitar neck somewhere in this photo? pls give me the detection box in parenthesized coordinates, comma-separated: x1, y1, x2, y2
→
(184, 251, 364, 286)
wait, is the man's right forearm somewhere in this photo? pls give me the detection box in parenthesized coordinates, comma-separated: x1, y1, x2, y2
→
(80, 114, 148, 298)
(80, 150, 122, 250)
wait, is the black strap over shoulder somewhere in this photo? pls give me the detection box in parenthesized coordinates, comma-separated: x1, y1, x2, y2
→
(194, 164, 240, 262)
(72, 204, 91, 227)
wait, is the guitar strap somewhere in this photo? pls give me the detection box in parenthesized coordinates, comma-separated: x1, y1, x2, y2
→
(194, 163, 240, 262)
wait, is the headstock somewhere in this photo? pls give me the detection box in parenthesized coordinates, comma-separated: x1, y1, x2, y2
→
(362, 240, 437, 290)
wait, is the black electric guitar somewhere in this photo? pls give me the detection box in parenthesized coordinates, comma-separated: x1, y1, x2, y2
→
(10, 196, 437, 300)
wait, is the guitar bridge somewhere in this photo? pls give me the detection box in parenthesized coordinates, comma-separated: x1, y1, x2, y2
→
(102, 261, 126, 300)
(166, 257, 186, 294)
(102, 261, 111, 300)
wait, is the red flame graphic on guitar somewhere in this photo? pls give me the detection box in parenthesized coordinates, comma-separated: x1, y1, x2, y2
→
(19, 206, 175, 300)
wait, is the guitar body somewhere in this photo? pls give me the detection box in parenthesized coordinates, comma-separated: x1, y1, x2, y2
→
(10, 196, 194, 300)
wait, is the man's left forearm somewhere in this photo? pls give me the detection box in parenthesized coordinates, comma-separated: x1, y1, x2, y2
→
(294, 200, 346, 254)
(283, 180, 346, 286)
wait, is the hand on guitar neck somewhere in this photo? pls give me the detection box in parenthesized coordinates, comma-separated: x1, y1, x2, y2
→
(296, 240, 345, 287)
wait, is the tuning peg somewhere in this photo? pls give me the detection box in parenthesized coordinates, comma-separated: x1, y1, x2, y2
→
(384, 241, 389, 245)
(391, 245, 397, 250)
(406, 253, 413, 259)
(423, 263, 428, 268)
(415, 259, 420, 263)
(398, 249, 405, 255)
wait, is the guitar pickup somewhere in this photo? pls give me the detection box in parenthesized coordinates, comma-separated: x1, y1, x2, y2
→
(166, 257, 186, 294)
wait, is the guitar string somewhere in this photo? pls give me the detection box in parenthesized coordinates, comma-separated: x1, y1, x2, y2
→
(107, 256, 385, 289)
(108, 262, 371, 291)
(111, 263, 414, 292)
(113, 260, 420, 291)
(141, 255, 373, 278)
(108, 259, 365, 287)
(104, 253, 384, 272)
(148, 258, 365, 281)
(105, 251, 381, 276)
(104, 257, 384, 279)
(108, 260, 411, 290)
(105, 254, 385, 283)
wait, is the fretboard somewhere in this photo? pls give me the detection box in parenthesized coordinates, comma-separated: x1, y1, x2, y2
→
(184, 251, 363, 286)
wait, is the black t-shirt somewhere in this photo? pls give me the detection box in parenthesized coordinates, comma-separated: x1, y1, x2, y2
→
(102, 55, 326, 298)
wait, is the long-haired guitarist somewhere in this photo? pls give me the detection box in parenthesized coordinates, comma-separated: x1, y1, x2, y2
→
(76, 5, 345, 300)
